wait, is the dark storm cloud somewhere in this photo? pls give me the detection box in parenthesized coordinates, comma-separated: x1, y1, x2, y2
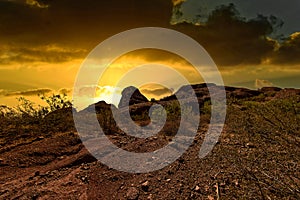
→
(172, 4, 278, 66)
(173, 0, 300, 37)
(171, 1, 300, 66)
(0, 0, 175, 70)
(126, 4, 298, 67)
(1, 0, 299, 67)
(0, 0, 173, 48)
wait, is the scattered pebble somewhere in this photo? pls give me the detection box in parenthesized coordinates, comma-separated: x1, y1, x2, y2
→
(141, 181, 149, 191)
(126, 187, 139, 200)
(246, 142, 256, 148)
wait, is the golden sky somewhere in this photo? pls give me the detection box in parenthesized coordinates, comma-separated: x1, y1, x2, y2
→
(0, 0, 299, 108)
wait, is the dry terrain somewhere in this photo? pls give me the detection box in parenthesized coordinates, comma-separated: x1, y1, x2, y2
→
(0, 84, 299, 199)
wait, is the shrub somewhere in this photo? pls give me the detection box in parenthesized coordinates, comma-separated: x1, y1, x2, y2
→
(0, 93, 72, 121)
(39, 93, 72, 113)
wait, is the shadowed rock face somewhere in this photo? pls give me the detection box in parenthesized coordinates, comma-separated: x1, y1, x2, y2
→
(83, 101, 116, 114)
(226, 88, 262, 99)
(82, 85, 300, 114)
(75, 85, 300, 137)
(259, 87, 282, 93)
(118, 86, 149, 108)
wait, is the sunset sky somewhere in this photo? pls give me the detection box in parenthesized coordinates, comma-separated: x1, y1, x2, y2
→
(0, 0, 299, 108)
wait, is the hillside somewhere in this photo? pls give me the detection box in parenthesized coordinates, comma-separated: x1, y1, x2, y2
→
(0, 84, 299, 199)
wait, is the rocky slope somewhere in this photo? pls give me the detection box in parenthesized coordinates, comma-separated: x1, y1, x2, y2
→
(0, 84, 299, 199)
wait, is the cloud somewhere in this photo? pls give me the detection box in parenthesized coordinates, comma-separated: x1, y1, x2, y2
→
(0, 0, 300, 100)
(140, 88, 173, 98)
(74, 85, 122, 108)
(255, 79, 274, 89)
(1, 88, 52, 97)
(140, 84, 174, 99)
(269, 32, 300, 65)
(0, 0, 173, 47)
(2, 0, 299, 68)
(172, 0, 186, 6)
(77, 85, 121, 98)
(173, 0, 300, 38)
(170, 3, 300, 67)
(25, 0, 48, 8)
(120, 49, 190, 65)
(0, 89, 5, 96)
(0, 44, 87, 65)
(172, 4, 279, 66)
(58, 88, 72, 95)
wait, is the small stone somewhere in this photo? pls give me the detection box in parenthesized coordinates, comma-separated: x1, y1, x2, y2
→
(36, 180, 44, 185)
(126, 187, 139, 200)
(166, 179, 171, 182)
(81, 166, 90, 170)
(38, 136, 44, 140)
(0, 158, 4, 165)
(147, 194, 153, 200)
(208, 195, 214, 200)
(194, 185, 200, 192)
(224, 138, 230, 143)
(141, 181, 149, 191)
(233, 179, 239, 186)
(246, 142, 256, 148)
(58, 156, 65, 160)
(178, 157, 184, 163)
(63, 181, 73, 186)
(34, 171, 40, 177)
(81, 175, 88, 183)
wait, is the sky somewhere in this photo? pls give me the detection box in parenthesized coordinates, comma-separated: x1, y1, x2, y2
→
(172, 0, 300, 37)
(0, 0, 299, 108)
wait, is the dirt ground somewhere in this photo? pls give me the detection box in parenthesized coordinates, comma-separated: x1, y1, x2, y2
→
(1, 87, 300, 199)
(1, 123, 299, 199)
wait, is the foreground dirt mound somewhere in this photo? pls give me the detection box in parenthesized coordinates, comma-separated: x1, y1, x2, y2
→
(1, 120, 299, 199)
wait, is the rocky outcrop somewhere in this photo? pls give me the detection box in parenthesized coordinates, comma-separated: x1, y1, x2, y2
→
(259, 87, 282, 93)
(226, 88, 262, 99)
(79, 84, 300, 113)
(83, 101, 116, 114)
(118, 86, 148, 108)
(274, 88, 300, 99)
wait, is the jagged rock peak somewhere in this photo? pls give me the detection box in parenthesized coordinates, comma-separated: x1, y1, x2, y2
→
(118, 86, 148, 108)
